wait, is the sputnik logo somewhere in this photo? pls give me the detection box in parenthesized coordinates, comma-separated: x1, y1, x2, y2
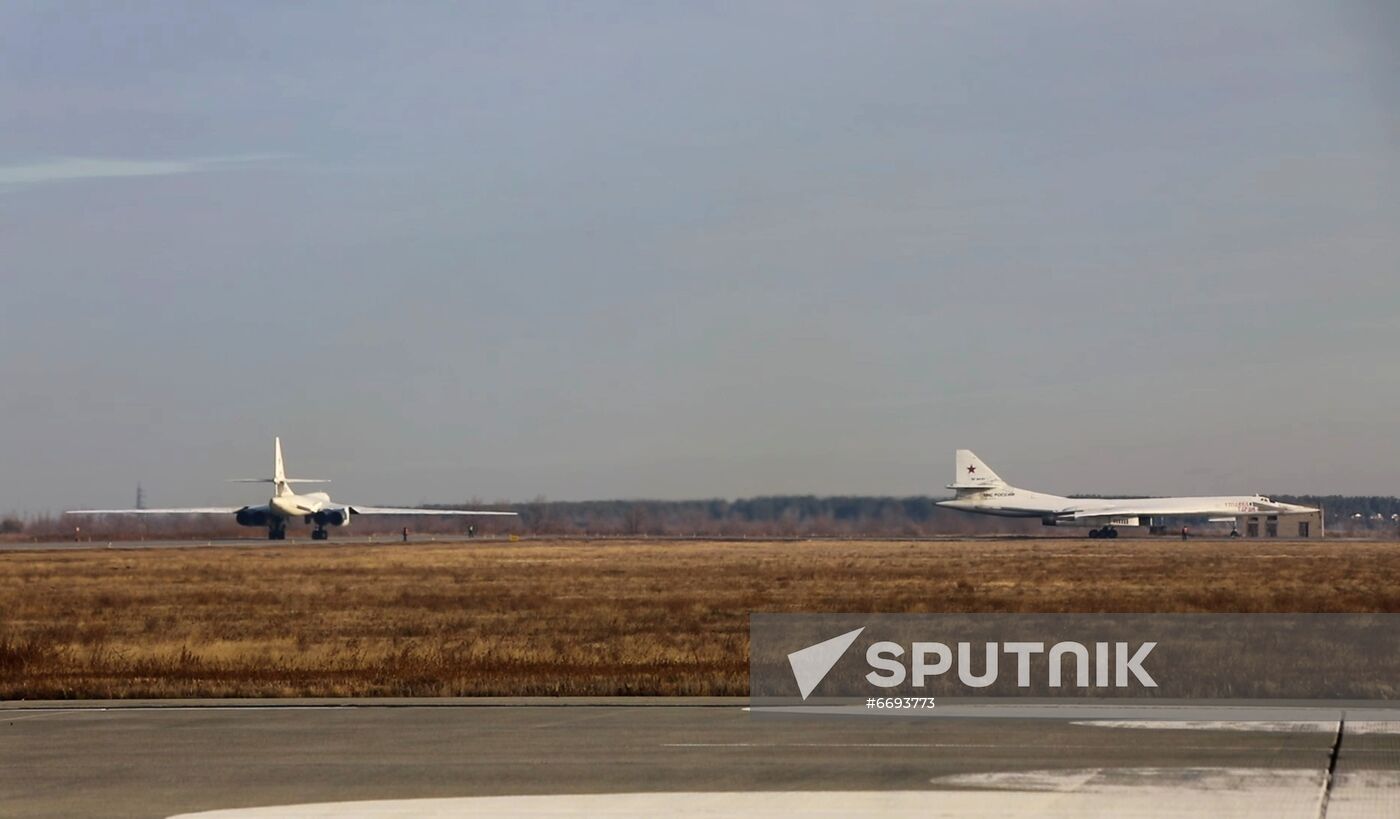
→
(787, 627, 865, 700)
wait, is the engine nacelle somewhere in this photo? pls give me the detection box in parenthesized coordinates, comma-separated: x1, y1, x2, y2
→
(312, 508, 351, 527)
(235, 507, 271, 527)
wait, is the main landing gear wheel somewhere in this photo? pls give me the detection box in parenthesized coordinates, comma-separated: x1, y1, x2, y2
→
(311, 528, 329, 541)
(1088, 527, 1119, 539)
(268, 524, 287, 541)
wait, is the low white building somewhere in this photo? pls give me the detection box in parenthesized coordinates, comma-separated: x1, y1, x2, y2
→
(1235, 510, 1323, 539)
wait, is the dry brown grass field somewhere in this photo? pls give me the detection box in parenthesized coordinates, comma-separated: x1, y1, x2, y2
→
(3, 538, 1400, 699)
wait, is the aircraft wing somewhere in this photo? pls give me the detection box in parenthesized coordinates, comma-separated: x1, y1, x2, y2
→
(1063, 504, 1222, 520)
(347, 506, 518, 517)
(1064, 511, 1151, 523)
(65, 507, 241, 515)
(1064, 506, 1142, 519)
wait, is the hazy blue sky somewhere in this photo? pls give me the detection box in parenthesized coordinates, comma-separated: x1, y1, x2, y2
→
(3, 2, 1398, 511)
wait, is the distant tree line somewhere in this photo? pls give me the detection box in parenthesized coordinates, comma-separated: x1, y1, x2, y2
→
(437, 494, 1400, 537)
(5, 494, 1398, 541)
(488, 496, 1036, 537)
(1274, 496, 1400, 531)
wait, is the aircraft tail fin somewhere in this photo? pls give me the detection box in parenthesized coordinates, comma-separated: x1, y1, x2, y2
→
(949, 449, 1006, 490)
(229, 437, 328, 495)
(274, 436, 286, 484)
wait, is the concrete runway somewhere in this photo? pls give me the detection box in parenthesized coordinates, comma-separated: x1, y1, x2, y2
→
(5, 700, 1398, 818)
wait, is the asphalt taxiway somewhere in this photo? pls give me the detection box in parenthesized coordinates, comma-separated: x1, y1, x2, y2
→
(5, 699, 1398, 818)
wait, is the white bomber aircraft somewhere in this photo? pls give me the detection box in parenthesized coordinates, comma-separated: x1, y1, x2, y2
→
(67, 437, 517, 540)
(935, 449, 1317, 538)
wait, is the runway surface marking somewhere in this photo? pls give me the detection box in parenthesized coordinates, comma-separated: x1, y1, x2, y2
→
(1329, 770, 1400, 818)
(1346, 722, 1400, 735)
(663, 740, 1332, 752)
(11, 702, 1393, 818)
(164, 768, 1388, 819)
(1076, 720, 1400, 734)
(1073, 720, 1338, 733)
(0, 710, 89, 723)
(524, 708, 637, 730)
(3, 705, 388, 712)
(1329, 723, 1400, 818)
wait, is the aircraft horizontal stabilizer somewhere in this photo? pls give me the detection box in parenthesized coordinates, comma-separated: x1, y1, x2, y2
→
(65, 507, 241, 515)
(348, 506, 518, 516)
(228, 478, 330, 484)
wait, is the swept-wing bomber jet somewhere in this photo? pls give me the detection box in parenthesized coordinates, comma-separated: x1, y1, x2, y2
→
(67, 437, 516, 540)
(936, 449, 1317, 538)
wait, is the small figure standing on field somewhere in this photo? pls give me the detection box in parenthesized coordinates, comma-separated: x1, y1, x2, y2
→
(402, 526, 409, 543)
(1181, 526, 1189, 540)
